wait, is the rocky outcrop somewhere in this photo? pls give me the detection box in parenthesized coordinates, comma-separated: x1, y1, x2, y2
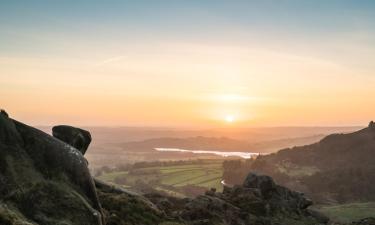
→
(136, 172, 328, 225)
(243, 173, 313, 211)
(170, 172, 328, 225)
(0, 111, 104, 225)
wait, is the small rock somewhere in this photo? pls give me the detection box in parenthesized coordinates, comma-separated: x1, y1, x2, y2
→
(0, 109, 9, 117)
(369, 121, 375, 130)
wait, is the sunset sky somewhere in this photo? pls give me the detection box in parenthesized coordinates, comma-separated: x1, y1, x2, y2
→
(1, 1, 375, 127)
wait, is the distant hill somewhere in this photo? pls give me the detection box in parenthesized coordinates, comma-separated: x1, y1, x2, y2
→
(39, 125, 359, 167)
(223, 122, 375, 203)
(113, 135, 327, 153)
(258, 121, 375, 170)
(38, 125, 360, 144)
(116, 136, 253, 152)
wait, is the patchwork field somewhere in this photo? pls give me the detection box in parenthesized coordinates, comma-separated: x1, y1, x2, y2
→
(97, 160, 224, 197)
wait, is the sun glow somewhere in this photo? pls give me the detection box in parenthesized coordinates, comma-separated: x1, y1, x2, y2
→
(225, 115, 235, 123)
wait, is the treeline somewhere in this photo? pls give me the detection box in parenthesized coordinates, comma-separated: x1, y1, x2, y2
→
(222, 157, 375, 203)
(302, 166, 375, 203)
(222, 159, 252, 184)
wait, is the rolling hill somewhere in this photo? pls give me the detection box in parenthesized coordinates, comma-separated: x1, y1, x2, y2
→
(223, 121, 375, 204)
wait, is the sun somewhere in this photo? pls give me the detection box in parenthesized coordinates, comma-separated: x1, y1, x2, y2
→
(225, 115, 235, 123)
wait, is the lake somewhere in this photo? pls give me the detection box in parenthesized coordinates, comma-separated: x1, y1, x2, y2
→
(154, 147, 258, 159)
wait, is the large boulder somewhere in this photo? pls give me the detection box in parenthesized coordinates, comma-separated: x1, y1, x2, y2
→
(243, 173, 276, 196)
(0, 111, 104, 225)
(52, 125, 92, 155)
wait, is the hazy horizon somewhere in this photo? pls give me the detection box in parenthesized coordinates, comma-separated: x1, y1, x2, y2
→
(35, 124, 365, 129)
(1, 1, 375, 127)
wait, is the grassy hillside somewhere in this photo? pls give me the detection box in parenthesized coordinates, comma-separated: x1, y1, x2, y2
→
(223, 124, 375, 204)
(318, 202, 375, 223)
(97, 160, 223, 197)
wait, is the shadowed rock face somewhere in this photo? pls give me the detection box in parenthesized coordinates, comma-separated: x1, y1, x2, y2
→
(0, 111, 103, 225)
(243, 173, 276, 196)
(52, 125, 92, 155)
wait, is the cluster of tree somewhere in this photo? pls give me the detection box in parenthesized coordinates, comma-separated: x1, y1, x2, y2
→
(222, 157, 375, 204)
(302, 166, 375, 203)
(222, 159, 253, 184)
(222, 125, 375, 204)
(222, 157, 290, 186)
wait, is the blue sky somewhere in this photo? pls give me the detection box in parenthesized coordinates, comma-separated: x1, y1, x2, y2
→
(1, 0, 375, 56)
(1, 1, 375, 126)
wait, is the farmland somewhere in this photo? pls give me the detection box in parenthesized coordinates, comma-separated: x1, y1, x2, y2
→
(97, 159, 224, 197)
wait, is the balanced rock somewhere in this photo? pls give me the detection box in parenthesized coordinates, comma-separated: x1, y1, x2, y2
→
(52, 125, 92, 155)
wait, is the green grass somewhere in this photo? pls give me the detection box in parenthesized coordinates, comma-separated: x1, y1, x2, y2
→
(98, 161, 224, 196)
(197, 177, 223, 191)
(173, 172, 221, 186)
(318, 202, 375, 223)
(158, 163, 222, 191)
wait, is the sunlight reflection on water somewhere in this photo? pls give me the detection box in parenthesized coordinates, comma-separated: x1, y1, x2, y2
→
(154, 148, 258, 159)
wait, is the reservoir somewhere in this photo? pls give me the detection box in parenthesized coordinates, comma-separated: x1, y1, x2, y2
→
(154, 147, 258, 159)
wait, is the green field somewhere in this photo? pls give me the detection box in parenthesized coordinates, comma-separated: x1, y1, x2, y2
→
(97, 160, 224, 197)
(318, 202, 375, 223)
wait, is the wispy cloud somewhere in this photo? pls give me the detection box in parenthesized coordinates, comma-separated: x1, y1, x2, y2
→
(94, 56, 123, 66)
